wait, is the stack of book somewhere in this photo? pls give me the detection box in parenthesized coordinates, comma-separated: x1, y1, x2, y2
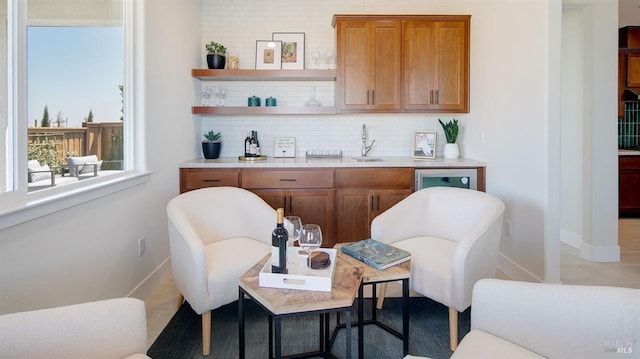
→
(340, 239, 411, 270)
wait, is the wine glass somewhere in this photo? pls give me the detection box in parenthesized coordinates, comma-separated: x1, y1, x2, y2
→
(299, 224, 323, 267)
(310, 50, 321, 70)
(323, 49, 334, 69)
(201, 86, 213, 106)
(284, 216, 302, 247)
(216, 87, 228, 107)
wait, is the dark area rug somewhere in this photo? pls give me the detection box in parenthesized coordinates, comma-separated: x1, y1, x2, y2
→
(147, 296, 470, 359)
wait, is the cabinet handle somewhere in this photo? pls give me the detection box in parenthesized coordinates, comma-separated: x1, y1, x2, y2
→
(430, 90, 434, 104)
(279, 179, 297, 182)
(202, 179, 221, 183)
(370, 195, 374, 212)
(282, 196, 287, 212)
(377, 195, 380, 211)
(436, 90, 439, 104)
(367, 90, 370, 105)
(372, 90, 375, 105)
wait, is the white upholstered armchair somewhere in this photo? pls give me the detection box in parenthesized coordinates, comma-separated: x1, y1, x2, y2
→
(371, 187, 505, 351)
(166, 186, 276, 356)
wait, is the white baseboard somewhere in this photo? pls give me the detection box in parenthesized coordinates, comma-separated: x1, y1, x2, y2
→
(496, 252, 543, 283)
(579, 242, 620, 262)
(560, 228, 582, 249)
(127, 257, 172, 301)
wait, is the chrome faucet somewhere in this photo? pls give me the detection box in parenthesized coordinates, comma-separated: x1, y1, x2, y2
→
(361, 124, 375, 157)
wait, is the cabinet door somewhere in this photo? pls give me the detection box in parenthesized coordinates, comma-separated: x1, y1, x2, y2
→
(289, 189, 335, 247)
(336, 189, 373, 244)
(403, 21, 436, 110)
(336, 189, 412, 243)
(374, 189, 412, 217)
(433, 21, 468, 112)
(250, 189, 288, 210)
(251, 189, 335, 247)
(403, 20, 469, 112)
(337, 21, 370, 110)
(371, 21, 402, 110)
(627, 53, 640, 87)
(336, 20, 401, 112)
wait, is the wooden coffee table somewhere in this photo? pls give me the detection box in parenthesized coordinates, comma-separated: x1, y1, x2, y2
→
(238, 254, 363, 359)
(333, 243, 411, 358)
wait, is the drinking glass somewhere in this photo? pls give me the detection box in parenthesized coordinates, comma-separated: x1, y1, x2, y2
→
(299, 224, 322, 267)
(201, 86, 213, 106)
(216, 87, 228, 107)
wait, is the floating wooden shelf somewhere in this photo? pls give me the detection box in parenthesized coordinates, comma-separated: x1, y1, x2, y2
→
(192, 69, 336, 81)
(192, 106, 337, 115)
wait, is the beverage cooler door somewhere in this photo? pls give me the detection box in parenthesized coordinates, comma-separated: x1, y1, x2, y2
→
(415, 169, 478, 191)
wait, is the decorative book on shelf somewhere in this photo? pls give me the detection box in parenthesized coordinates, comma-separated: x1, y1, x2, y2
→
(340, 239, 411, 270)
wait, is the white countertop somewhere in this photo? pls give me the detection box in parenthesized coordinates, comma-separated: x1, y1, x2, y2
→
(619, 149, 640, 156)
(180, 156, 487, 168)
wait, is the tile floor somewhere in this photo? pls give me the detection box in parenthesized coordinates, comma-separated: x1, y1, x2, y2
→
(144, 219, 640, 349)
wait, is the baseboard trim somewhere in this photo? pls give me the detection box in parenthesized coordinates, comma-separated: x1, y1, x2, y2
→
(560, 228, 582, 249)
(496, 252, 543, 283)
(128, 257, 172, 301)
(579, 242, 620, 262)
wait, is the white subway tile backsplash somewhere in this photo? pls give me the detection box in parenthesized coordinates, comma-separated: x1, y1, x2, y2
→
(198, 0, 467, 160)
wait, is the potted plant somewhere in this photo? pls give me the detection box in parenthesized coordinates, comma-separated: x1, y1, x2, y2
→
(438, 118, 460, 159)
(205, 41, 227, 69)
(202, 130, 222, 159)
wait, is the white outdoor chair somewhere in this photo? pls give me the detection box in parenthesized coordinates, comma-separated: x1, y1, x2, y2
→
(371, 187, 505, 351)
(166, 186, 276, 356)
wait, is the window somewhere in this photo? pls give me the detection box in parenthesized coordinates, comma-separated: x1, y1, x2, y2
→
(0, 0, 148, 229)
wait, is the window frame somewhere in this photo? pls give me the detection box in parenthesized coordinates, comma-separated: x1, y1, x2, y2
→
(0, 0, 149, 230)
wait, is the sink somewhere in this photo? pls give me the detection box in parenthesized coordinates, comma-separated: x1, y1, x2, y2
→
(352, 157, 382, 162)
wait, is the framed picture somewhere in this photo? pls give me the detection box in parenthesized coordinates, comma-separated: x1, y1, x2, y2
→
(274, 137, 296, 158)
(412, 131, 437, 159)
(255, 40, 282, 70)
(272, 32, 305, 70)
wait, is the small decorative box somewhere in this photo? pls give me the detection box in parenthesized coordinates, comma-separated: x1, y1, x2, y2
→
(259, 248, 337, 292)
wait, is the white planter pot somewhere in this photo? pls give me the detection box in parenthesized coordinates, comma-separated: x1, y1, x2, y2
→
(443, 143, 460, 159)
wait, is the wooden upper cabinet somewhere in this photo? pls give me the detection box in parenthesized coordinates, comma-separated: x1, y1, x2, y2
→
(403, 18, 469, 112)
(334, 14, 470, 114)
(335, 19, 402, 112)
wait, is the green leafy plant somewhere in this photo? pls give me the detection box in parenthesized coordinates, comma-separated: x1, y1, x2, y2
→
(205, 41, 226, 55)
(202, 130, 222, 142)
(438, 118, 459, 144)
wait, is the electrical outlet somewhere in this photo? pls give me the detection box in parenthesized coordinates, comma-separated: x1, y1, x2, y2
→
(504, 220, 512, 237)
(138, 236, 145, 256)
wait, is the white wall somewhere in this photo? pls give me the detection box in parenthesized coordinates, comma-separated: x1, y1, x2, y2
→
(0, 0, 201, 314)
(619, 0, 640, 27)
(0, 0, 620, 314)
(200, 0, 557, 281)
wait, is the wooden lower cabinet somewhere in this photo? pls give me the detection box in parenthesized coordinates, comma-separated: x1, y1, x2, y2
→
(335, 188, 412, 243)
(250, 189, 336, 246)
(620, 156, 640, 217)
(334, 167, 414, 243)
(180, 168, 239, 193)
(241, 168, 336, 246)
(179, 165, 486, 244)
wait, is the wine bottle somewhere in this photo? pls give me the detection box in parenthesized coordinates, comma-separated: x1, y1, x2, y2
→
(249, 131, 258, 157)
(254, 131, 261, 156)
(244, 132, 251, 157)
(271, 208, 288, 274)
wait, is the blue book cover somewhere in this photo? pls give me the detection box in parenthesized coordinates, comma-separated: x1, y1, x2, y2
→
(341, 239, 411, 270)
